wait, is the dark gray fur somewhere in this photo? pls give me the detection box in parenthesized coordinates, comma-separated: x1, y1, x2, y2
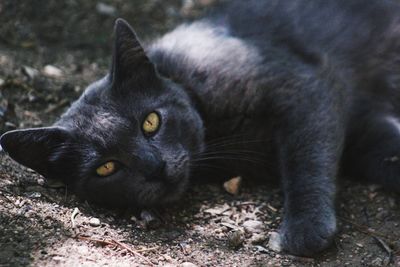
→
(2, 0, 400, 256)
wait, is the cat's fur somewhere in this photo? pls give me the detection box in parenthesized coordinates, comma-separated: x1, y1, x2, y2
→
(2, 0, 400, 256)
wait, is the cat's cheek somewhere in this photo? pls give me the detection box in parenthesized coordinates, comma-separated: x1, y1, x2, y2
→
(186, 114, 205, 154)
(70, 172, 138, 207)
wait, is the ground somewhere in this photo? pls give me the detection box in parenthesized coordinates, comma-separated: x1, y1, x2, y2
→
(0, 1, 400, 266)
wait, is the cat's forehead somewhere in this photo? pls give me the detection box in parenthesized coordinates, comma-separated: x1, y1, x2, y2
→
(58, 95, 136, 147)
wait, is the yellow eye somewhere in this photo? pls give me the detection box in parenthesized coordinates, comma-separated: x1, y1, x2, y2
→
(142, 112, 160, 135)
(96, 161, 117, 177)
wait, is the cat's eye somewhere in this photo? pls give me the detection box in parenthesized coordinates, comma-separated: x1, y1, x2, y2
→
(96, 161, 118, 177)
(142, 112, 160, 135)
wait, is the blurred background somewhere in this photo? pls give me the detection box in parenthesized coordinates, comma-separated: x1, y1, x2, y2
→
(0, 0, 218, 134)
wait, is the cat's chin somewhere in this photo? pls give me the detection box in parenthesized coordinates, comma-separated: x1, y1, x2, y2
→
(149, 174, 189, 205)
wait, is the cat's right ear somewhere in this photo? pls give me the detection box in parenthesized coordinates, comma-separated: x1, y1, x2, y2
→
(0, 127, 71, 177)
(110, 18, 158, 89)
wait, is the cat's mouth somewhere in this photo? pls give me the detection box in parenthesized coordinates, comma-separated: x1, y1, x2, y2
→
(149, 170, 188, 190)
(144, 159, 188, 185)
(148, 165, 190, 204)
(140, 174, 188, 206)
(164, 174, 184, 184)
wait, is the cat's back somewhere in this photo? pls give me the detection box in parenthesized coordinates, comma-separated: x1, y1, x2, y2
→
(222, 0, 400, 60)
(150, 0, 400, 119)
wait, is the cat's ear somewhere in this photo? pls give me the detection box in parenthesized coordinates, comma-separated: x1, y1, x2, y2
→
(0, 127, 71, 177)
(110, 18, 158, 89)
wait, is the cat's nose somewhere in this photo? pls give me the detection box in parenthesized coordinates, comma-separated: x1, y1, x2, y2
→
(149, 160, 166, 180)
(140, 151, 166, 180)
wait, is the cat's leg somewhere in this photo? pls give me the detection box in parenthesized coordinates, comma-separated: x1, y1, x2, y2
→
(274, 71, 346, 256)
(342, 113, 400, 191)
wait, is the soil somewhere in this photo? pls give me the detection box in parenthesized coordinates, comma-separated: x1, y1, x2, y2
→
(1, 1, 400, 266)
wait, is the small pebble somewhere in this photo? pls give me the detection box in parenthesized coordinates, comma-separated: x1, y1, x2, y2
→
(164, 255, 173, 262)
(227, 230, 244, 248)
(268, 232, 282, 252)
(96, 2, 116, 16)
(370, 257, 383, 267)
(52, 256, 63, 263)
(43, 65, 63, 78)
(28, 192, 41, 199)
(180, 262, 197, 267)
(140, 210, 161, 229)
(89, 217, 101, 227)
(5, 121, 16, 130)
(180, 242, 192, 255)
(223, 176, 242, 195)
(250, 233, 267, 245)
(22, 66, 39, 79)
(243, 220, 264, 233)
(255, 245, 269, 253)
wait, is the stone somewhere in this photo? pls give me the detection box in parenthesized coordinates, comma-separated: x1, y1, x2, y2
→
(22, 66, 39, 79)
(223, 176, 242, 195)
(89, 217, 101, 227)
(243, 220, 264, 233)
(370, 257, 383, 267)
(43, 65, 63, 78)
(227, 230, 244, 248)
(250, 233, 268, 245)
(96, 3, 116, 16)
(268, 232, 282, 252)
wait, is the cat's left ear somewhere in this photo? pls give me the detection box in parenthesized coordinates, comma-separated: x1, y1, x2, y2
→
(110, 18, 158, 89)
(0, 127, 71, 177)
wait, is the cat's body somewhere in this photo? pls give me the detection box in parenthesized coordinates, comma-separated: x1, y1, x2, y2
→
(2, 0, 400, 256)
(150, 0, 400, 183)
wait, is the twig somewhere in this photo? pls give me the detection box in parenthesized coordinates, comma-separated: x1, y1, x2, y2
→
(76, 235, 116, 246)
(40, 191, 58, 203)
(340, 217, 396, 246)
(135, 247, 159, 253)
(266, 204, 278, 213)
(44, 99, 70, 114)
(236, 201, 256, 206)
(70, 207, 80, 228)
(76, 235, 158, 253)
(112, 239, 155, 266)
(374, 236, 393, 266)
(286, 255, 314, 264)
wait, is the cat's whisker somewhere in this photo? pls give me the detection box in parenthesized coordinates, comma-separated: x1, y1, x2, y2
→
(204, 138, 271, 150)
(204, 133, 251, 145)
(197, 149, 266, 157)
(189, 162, 233, 172)
(191, 155, 270, 167)
(192, 139, 272, 157)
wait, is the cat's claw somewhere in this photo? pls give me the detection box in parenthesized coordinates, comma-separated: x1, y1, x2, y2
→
(279, 214, 337, 256)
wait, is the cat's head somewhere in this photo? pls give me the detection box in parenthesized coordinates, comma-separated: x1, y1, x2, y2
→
(0, 19, 204, 208)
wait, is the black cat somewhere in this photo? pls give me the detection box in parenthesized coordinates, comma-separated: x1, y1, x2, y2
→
(2, 0, 400, 256)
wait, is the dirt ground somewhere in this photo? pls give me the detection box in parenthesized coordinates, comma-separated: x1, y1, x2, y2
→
(1, 1, 400, 266)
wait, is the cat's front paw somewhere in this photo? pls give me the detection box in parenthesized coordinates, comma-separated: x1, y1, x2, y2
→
(279, 213, 337, 256)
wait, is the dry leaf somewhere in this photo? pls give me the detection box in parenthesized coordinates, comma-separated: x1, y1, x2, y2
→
(223, 176, 242, 195)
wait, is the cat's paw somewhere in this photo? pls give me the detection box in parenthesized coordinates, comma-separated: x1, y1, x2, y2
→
(279, 213, 337, 256)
